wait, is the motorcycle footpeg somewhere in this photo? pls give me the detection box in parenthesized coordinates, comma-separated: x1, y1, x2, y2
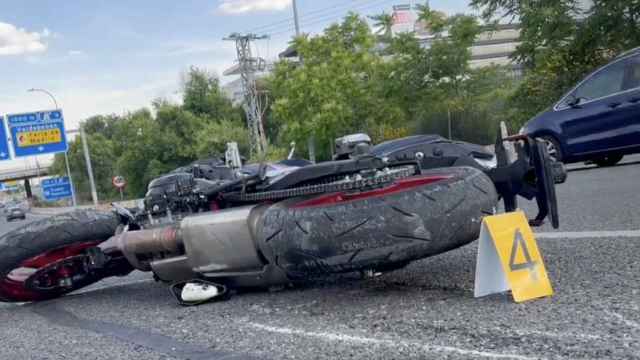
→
(169, 279, 229, 306)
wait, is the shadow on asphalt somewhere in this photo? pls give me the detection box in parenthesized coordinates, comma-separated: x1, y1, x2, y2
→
(28, 299, 262, 360)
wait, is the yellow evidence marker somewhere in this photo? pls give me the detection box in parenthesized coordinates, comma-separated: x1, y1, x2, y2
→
(474, 211, 553, 303)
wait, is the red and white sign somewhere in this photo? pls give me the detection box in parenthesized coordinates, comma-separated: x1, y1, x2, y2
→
(112, 176, 127, 189)
(391, 6, 418, 35)
(392, 10, 413, 25)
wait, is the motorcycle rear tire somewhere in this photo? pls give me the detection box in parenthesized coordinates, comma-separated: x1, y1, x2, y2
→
(256, 166, 498, 278)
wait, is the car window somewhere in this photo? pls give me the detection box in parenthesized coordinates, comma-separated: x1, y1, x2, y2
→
(573, 61, 626, 101)
(621, 55, 640, 90)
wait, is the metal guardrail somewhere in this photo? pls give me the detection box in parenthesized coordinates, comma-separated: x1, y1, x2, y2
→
(30, 199, 143, 216)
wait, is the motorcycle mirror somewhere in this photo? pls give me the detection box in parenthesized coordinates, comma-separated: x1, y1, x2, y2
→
(170, 280, 228, 306)
(182, 283, 218, 302)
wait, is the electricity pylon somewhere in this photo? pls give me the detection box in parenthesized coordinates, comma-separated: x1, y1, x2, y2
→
(224, 33, 269, 157)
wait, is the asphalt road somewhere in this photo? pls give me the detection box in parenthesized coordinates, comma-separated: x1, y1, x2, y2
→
(2, 155, 640, 360)
(0, 211, 48, 232)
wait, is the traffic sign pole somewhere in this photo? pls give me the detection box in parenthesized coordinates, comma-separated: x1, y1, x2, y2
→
(81, 126, 99, 206)
(0, 116, 10, 161)
(64, 151, 77, 207)
(112, 176, 127, 202)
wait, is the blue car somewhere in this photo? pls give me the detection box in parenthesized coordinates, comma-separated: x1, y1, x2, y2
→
(520, 48, 640, 167)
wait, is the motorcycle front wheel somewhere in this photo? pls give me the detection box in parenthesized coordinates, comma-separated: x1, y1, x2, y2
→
(0, 210, 120, 302)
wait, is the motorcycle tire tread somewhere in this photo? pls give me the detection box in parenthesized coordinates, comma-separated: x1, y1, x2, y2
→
(257, 167, 498, 279)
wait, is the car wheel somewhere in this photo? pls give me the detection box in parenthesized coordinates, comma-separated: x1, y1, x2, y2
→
(593, 154, 624, 167)
(540, 136, 563, 162)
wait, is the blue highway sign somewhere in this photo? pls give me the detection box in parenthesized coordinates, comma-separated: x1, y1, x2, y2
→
(0, 181, 19, 192)
(42, 176, 73, 201)
(0, 116, 10, 161)
(7, 110, 68, 157)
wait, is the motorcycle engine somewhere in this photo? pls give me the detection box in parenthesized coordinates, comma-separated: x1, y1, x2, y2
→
(144, 173, 198, 216)
(141, 158, 241, 225)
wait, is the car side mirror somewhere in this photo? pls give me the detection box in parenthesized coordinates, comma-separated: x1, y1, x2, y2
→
(566, 95, 582, 108)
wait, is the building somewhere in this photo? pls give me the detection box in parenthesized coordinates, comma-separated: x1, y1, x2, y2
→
(389, 4, 522, 73)
(277, 5, 522, 69)
(466, 24, 520, 70)
(221, 77, 245, 106)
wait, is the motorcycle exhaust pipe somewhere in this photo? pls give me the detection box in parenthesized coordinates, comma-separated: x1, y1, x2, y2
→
(103, 226, 184, 271)
(102, 205, 266, 277)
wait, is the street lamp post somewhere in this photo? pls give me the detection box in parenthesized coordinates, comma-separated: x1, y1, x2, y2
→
(27, 88, 77, 207)
(292, 0, 301, 36)
(80, 125, 99, 206)
(290, 0, 316, 162)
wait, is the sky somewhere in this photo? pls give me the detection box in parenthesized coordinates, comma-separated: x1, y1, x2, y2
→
(0, 0, 471, 171)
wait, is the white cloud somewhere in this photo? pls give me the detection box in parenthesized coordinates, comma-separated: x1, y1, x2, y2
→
(0, 22, 48, 56)
(218, 0, 291, 14)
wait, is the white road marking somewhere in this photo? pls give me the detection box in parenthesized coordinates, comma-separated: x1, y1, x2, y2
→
(245, 322, 540, 360)
(507, 328, 603, 341)
(535, 230, 640, 239)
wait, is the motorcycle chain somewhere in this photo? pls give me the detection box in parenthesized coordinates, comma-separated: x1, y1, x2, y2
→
(228, 166, 416, 202)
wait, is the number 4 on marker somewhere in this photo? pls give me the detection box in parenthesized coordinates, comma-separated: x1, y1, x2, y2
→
(509, 229, 538, 280)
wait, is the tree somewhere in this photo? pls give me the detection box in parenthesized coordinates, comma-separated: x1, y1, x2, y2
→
(49, 5, 516, 205)
(51, 121, 121, 201)
(50, 69, 252, 202)
(369, 12, 394, 40)
(182, 66, 243, 123)
(195, 119, 250, 158)
(385, 11, 510, 144)
(415, 2, 448, 34)
(269, 14, 408, 159)
(268, 9, 513, 148)
(471, 0, 640, 126)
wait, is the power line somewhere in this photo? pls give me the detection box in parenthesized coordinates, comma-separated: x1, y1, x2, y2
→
(245, 0, 373, 33)
(245, 0, 394, 34)
(266, 0, 397, 37)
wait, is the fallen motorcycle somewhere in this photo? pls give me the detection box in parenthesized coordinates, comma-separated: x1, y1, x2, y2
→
(0, 131, 565, 304)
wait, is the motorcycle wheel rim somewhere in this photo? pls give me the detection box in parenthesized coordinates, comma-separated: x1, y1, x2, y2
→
(0, 241, 99, 302)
